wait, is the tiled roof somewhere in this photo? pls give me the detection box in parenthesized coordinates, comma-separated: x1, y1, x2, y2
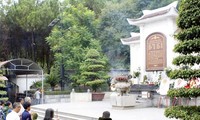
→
(121, 36, 140, 42)
(127, 1, 178, 24)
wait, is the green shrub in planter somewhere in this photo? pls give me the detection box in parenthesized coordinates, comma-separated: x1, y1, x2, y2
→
(165, 106, 200, 120)
(44, 90, 70, 95)
(167, 88, 200, 98)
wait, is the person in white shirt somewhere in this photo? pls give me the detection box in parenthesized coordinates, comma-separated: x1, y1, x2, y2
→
(34, 88, 41, 104)
(6, 102, 21, 120)
(18, 98, 25, 119)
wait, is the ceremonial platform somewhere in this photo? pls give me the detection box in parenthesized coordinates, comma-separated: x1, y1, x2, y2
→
(31, 99, 177, 120)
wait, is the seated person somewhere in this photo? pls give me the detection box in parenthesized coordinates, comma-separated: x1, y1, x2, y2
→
(98, 111, 112, 120)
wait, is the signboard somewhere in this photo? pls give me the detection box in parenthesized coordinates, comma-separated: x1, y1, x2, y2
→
(146, 33, 166, 71)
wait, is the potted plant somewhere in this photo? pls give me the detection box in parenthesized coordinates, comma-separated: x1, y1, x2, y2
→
(111, 75, 132, 96)
(133, 68, 141, 84)
(143, 75, 148, 84)
(78, 49, 109, 101)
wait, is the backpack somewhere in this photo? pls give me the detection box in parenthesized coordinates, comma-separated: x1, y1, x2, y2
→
(0, 108, 6, 120)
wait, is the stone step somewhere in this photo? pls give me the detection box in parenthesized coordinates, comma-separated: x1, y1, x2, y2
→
(31, 106, 98, 120)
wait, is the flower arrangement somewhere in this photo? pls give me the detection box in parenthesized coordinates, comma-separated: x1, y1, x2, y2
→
(115, 76, 128, 82)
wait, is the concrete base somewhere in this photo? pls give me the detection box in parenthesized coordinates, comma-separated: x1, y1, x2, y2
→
(111, 95, 136, 108)
(44, 95, 70, 104)
(70, 92, 92, 102)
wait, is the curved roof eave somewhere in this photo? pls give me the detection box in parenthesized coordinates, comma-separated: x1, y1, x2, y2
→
(0, 58, 43, 75)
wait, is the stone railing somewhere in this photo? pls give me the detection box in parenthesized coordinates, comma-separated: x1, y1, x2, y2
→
(43, 94, 70, 103)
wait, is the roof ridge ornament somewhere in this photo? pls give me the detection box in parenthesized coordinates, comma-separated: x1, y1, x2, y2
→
(142, 1, 178, 15)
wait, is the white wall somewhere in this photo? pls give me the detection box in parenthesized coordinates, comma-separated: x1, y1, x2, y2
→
(16, 74, 43, 93)
(130, 43, 140, 74)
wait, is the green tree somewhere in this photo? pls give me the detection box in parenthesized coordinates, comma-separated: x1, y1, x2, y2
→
(0, 0, 60, 73)
(78, 49, 109, 92)
(66, 0, 106, 18)
(46, 4, 101, 86)
(97, 1, 135, 69)
(82, 0, 106, 18)
(165, 0, 200, 119)
(45, 66, 59, 91)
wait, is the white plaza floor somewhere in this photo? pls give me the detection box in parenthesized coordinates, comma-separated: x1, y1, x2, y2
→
(32, 99, 177, 120)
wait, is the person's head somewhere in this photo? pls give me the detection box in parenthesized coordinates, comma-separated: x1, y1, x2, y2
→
(102, 111, 110, 118)
(23, 102, 31, 111)
(25, 97, 32, 103)
(0, 100, 5, 106)
(44, 108, 54, 119)
(12, 102, 21, 113)
(5, 101, 12, 108)
(32, 112, 38, 120)
(19, 98, 24, 104)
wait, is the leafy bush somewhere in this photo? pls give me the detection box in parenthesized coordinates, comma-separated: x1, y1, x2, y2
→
(44, 90, 70, 95)
(167, 88, 200, 98)
(0, 97, 8, 101)
(165, 106, 200, 120)
(167, 69, 200, 79)
(30, 80, 51, 90)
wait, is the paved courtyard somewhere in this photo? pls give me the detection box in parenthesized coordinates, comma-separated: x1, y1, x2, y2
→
(33, 99, 177, 120)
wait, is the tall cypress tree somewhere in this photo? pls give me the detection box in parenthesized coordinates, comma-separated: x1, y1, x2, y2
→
(0, 70, 8, 101)
(165, 0, 200, 119)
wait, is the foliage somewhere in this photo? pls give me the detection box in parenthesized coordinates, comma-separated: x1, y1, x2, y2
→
(0, 0, 180, 91)
(46, 4, 99, 83)
(0, 98, 8, 101)
(31, 81, 42, 89)
(165, 106, 200, 120)
(173, 55, 200, 66)
(97, 0, 176, 69)
(0, 0, 60, 72)
(0, 0, 178, 71)
(97, 0, 134, 69)
(133, 71, 141, 78)
(30, 80, 50, 90)
(79, 49, 109, 92)
(177, 0, 200, 29)
(0, 70, 8, 101)
(174, 39, 200, 54)
(168, 0, 200, 80)
(167, 88, 200, 98)
(167, 69, 200, 79)
(133, 68, 141, 78)
(176, 26, 200, 41)
(45, 66, 59, 91)
(165, 0, 200, 119)
(143, 75, 148, 83)
(67, 0, 106, 18)
(44, 90, 70, 95)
